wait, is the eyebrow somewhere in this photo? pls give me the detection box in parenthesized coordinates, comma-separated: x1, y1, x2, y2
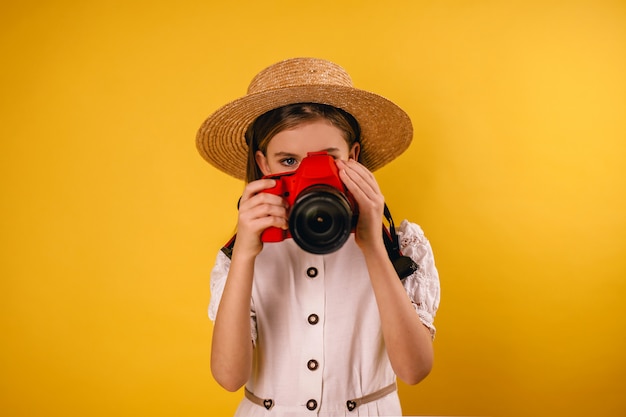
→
(271, 148, 341, 158)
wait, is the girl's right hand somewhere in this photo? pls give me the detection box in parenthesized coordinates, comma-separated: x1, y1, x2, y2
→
(234, 179, 289, 257)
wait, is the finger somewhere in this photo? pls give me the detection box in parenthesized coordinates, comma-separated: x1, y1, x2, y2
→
(241, 202, 288, 223)
(340, 159, 379, 191)
(240, 181, 288, 212)
(240, 178, 279, 202)
(241, 213, 288, 232)
(338, 159, 380, 199)
(240, 192, 288, 213)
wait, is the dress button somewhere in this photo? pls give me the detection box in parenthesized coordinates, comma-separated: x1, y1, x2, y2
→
(306, 399, 318, 410)
(306, 267, 318, 278)
(307, 314, 319, 325)
(307, 359, 319, 371)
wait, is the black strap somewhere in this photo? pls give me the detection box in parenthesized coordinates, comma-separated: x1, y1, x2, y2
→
(382, 204, 419, 280)
(220, 204, 417, 280)
(220, 235, 236, 259)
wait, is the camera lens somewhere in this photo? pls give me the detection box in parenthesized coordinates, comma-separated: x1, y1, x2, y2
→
(289, 185, 353, 254)
(307, 211, 332, 234)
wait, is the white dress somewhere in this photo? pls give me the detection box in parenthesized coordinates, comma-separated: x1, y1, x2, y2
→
(209, 220, 440, 416)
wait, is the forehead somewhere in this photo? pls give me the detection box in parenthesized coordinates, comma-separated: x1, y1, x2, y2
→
(267, 120, 349, 154)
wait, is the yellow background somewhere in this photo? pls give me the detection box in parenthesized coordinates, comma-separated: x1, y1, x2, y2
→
(2, 1, 625, 416)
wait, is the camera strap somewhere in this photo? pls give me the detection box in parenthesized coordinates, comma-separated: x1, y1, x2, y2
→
(220, 203, 417, 280)
(382, 203, 419, 280)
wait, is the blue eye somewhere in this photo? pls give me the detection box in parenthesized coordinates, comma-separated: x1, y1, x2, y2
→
(281, 157, 298, 167)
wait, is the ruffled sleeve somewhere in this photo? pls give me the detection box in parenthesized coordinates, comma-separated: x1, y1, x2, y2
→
(208, 250, 258, 344)
(207, 251, 230, 322)
(398, 220, 441, 339)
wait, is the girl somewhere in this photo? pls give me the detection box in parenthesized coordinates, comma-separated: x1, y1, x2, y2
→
(197, 58, 440, 416)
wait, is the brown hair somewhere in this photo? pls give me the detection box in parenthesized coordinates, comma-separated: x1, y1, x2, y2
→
(244, 103, 361, 182)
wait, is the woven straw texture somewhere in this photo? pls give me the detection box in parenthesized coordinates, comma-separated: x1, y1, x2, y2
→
(196, 58, 413, 180)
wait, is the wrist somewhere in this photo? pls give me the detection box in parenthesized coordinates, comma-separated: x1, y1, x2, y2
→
(358, 238, 388, 259)
(231, 241, 261, 264)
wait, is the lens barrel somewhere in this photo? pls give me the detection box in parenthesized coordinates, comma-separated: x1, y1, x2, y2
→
(289, 185, 353, 254)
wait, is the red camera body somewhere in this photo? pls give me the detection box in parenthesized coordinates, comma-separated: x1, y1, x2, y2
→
(260, 151, 356, 253)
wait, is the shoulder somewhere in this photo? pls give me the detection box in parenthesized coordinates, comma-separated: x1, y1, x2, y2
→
(397, 220, 430, 250)
(211, 249, 231, 277)
(395, 219, 436, 270)
(397, 220, 440, 338)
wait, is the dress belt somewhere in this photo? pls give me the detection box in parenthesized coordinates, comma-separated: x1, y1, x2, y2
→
(244, 382, 397, 412)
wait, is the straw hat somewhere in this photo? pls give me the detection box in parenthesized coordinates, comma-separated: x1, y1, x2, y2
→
(196, 57, 413, 180)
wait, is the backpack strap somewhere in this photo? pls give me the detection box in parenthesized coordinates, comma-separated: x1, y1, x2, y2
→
(220, 204, 417, 280)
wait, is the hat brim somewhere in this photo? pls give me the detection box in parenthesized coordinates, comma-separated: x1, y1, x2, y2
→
(196, 85, 413, 180)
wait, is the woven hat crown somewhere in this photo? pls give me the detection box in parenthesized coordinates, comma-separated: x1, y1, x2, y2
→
(247, 58, 354, 94)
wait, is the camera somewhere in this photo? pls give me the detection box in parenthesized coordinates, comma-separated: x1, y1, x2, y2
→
(260, 151, 357, 254)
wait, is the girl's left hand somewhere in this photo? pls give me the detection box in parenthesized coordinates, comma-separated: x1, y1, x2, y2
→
(336, 159, 385, 249)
